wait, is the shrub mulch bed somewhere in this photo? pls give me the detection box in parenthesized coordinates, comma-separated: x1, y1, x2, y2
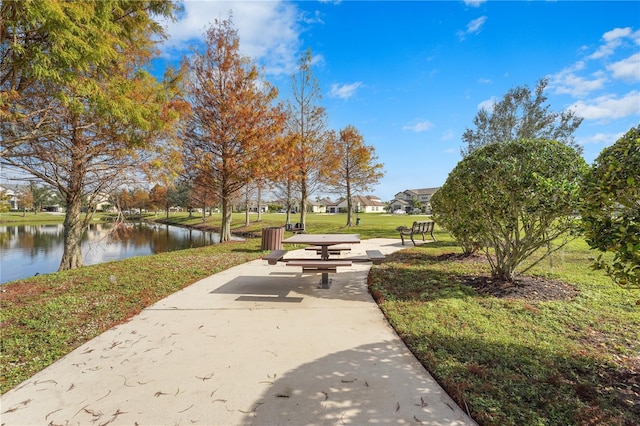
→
(442, 253, 639, 421)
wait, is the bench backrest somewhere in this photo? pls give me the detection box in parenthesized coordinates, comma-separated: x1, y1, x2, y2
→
(412, 221, 434, 232)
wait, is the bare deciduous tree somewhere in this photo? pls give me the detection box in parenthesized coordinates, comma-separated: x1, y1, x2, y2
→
(286, 50, 337, 227)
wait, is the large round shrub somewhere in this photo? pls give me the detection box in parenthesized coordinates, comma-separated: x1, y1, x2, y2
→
(433, 139, 587, 281)
(431, 172, 481, 256)
(581, 125, 640, 288)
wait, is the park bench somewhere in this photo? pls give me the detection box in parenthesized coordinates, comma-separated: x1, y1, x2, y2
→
(285, 223, 305, 234)
(398, 220, 436, 246)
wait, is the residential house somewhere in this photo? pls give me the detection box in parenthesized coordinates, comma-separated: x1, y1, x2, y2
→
(323, 198, 341, 214)
(336, 195, 387, 213)
(390, 187, 439, 214)
(0, 185, 18, 210)
(274, 198, 327, 214)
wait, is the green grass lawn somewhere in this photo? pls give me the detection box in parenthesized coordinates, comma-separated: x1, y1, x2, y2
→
(1, 212, 638, 425)
(0, 211, 72, 223)
(368, 237, 640, 425)
(151, 210, 422, 239)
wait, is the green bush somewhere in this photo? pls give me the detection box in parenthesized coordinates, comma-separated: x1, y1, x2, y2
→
(581, 125, 640, 288)
(433, 139, 587, 281)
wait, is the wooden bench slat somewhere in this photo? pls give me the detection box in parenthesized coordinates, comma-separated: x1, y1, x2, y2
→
(263, 249, 288, 265)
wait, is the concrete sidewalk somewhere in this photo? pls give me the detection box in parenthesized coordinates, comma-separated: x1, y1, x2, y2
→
(1, 238, 477, 425)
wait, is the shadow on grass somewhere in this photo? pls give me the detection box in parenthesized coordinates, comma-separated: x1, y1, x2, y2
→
(230, 248, 264, 254)
(368, 250, 483, 302)
(370, 266, 476, 302)
(369, 246, 638, 425)
(403, 331, 636, 426)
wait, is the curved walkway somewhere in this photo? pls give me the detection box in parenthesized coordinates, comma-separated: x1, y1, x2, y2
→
(1, 238, 477, 425)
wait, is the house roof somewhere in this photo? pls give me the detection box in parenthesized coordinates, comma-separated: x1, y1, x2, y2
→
(317, 197, 337, 206)
(350, 195, 387, 207)
(405, 187, 440, 196)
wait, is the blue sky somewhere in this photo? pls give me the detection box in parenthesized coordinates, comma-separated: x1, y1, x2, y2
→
(158, 0, 640, 202)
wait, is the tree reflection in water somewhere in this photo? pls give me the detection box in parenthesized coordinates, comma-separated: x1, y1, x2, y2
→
(1, 222, 229, 283)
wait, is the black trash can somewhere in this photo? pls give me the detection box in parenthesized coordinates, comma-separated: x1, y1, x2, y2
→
(356, 217, 361, 226)
(261, 227, 284, 250)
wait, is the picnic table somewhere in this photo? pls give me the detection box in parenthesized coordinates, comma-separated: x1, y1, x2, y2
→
(263, 233, 386, 289)
(259, 234, 356, 288)
(283, 233, 360, 260)
(282, 234, 359, 288)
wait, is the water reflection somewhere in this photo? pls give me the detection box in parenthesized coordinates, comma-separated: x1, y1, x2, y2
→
(0, 222, 233, 283)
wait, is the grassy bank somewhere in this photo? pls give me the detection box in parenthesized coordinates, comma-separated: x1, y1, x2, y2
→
(369, 239, 640, 425)
(0, 211, 71, 224)
(1, 213, 638, 425)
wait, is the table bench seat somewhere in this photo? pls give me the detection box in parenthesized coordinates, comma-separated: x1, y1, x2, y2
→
(286, 260, 352, 272)
(304, 245, 352, 255)
(286, 260, 352, 287)
(262, 249, 288, 265)
(366, 250, 386, 265)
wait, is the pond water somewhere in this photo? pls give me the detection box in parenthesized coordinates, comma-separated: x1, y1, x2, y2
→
(0, 222, 237, 284)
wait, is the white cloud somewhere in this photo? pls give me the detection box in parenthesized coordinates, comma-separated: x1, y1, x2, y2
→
(464, 0, 487, 7)
(467, 16, 487, 33)
(571, 90, 640, 120)
(457, 16, 487, 40)
(441, 129, 455, 140)
(329, 82, 363, 99)
(552, 73, 607, 98)
(547, 61, 607, 97)
(589, 27, 633, 59)
(403, 120, 434, 132)
(577, 131, 626, 146)
(478, 96, 497, 112)
(160, 0, 302, 75)
(607, 52, 640, 82)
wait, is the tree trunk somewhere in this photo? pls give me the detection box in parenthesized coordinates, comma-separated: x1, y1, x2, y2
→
(59, 125, 87, 271)
(345, 183, 353, 227)
(285, 181, 293, 226)
(299, 178, 307, 228)
(220, 191, 232, 242)
(59, 192, 84, 270)
(244, 187, 250, 227)
(257, 186, 262, 221)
